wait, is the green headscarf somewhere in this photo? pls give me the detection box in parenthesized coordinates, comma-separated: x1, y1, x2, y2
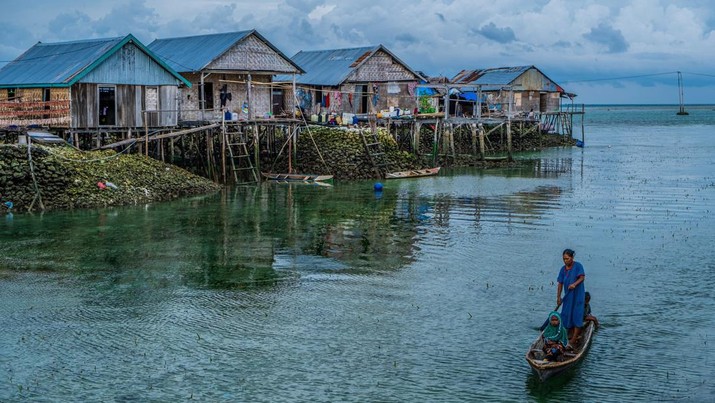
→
(542, 311, 568, 346)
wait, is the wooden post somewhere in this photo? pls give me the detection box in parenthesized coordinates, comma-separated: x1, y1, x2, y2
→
(200, 73, 205, 121)
(221, 111, 226, 183)
(432, 119, 439, 167)
(292, 75, 297, 119)
(144, 111, 149, 157)
(253, 123, 260, 174)
(448, 123, 455, 160)
(170, 138, 175, 163)
(470, 123, 477, 157)
(581, 104, 585, 145)
(507, 89, 513, 162)
(413, 121, 421, 156)
(288, 126, 292, 174)
(247, 74, 252, 120)
(478, 124, 486, 160)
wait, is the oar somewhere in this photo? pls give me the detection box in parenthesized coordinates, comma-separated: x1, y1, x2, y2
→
(539, 290, 570, 331)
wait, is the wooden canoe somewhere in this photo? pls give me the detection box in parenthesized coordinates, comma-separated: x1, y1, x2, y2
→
(262, 172, 333, 183)
(525, 321, 595, 381)
(385, 167, 440, 180)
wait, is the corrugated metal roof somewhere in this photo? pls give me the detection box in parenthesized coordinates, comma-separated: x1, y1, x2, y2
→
(0, 34, 190, 88)
(0, 37, 123, 87)
(148, 31, 253, 73)
(452, 65, 533, 88)
(276, 46, 380, 86)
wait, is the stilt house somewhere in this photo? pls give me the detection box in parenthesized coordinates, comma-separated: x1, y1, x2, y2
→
(450, 65, 573, 115)
(275, 45, 426, 119)
(148, 30, 303, 123)
(0, 34, 190, 129)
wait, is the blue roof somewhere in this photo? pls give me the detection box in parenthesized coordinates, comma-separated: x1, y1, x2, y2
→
(148, 30, 302, 74)
(280, 46, 379, 86)
(0, 34, 190, 88)
(276, 45, 424, 86)
(148, 31, 253, 72)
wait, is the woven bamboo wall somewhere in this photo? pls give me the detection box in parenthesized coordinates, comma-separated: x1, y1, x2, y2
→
(207, 34, 299, 74)
(347, 50, 416, 82)
(178, 73, 273, 121)
(0, 88, 71, 126)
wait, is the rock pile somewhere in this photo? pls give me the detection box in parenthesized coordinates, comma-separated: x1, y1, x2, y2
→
(0, 144, 221, 212)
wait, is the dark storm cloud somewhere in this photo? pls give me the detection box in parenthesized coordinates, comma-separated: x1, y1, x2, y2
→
(583, 22, 629, 53)
(475, 22, 516, 44)
(395, 33, 419, 46)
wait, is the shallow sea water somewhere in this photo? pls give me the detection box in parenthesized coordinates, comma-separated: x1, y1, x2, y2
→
(1, 105, 714, 401)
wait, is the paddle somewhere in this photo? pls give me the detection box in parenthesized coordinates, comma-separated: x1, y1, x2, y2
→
(539, 289, 570, 332)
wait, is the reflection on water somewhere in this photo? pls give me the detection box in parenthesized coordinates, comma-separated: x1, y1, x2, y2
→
(2, 111, 715, 401)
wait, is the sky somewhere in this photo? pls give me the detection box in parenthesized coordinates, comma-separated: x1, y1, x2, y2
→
(2, 0, 714, 104)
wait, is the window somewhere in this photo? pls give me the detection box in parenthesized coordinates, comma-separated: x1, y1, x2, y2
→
(43, 88, 51, 118)
(360, 85, 369, 113)
(98, 86, 116, 126)
(201, 82, 214, 110)
(145, 87, 158, 111)
(272, 89, 284, 115)
(7, 88, 16, 101)
(315, 89, 323, 108)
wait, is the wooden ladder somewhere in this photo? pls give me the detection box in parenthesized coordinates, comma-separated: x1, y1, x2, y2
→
(360, 124, 389, 179)
(226, 136, 259, 185)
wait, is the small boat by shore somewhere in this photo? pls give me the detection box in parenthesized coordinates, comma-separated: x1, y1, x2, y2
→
(385, 167, 440, 179)
(525, 321, 595, 381)
(262, 172, 333, 184)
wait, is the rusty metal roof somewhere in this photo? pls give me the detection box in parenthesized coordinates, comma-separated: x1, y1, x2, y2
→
(452, 65, 533, 88)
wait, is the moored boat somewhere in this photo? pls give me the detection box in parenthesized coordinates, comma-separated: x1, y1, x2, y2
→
(525, 321, 595, 381)
(261, 172, 333, 183)
(385, 167, 440, 179)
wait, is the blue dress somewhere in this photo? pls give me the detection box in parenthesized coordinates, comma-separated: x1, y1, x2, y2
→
(557, 261, 585, 329)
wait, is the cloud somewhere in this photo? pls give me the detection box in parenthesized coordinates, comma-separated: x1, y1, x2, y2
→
(474, 22, 516, 44)
(308, 4, 335, 20)
(3, 0, 715, 103)
(583, 22, 629, 53)
(395, 33, 419, 46)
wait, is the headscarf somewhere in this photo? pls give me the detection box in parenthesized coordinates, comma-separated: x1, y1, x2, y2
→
(542, 311, 568, 346)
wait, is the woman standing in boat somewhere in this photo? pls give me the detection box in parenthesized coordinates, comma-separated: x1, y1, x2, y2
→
(557, 249, 586, 346)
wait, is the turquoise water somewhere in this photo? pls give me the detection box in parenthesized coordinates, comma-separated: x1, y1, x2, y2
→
(1, 105, 714, 401)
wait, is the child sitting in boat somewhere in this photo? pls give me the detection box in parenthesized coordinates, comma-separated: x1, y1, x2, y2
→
(542, 311, 569, 361)
(584, 291, 600, 328)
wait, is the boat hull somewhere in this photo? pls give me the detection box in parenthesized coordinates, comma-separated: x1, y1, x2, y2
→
(262, 173, 333, 183)
(525, 321, 595, 381)
(385, 167, 440, 179)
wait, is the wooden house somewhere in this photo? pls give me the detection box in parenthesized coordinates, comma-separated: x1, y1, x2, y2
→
(275, 45, 426, 118)
(450, 65, 574, 115)
(0, 34, 190, 130)
(148, 30, 303, 123)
